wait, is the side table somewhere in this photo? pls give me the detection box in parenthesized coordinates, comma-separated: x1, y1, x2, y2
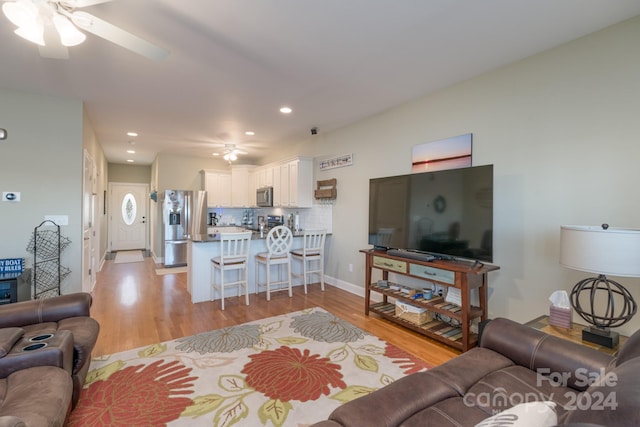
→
(525, 315, 628, 356)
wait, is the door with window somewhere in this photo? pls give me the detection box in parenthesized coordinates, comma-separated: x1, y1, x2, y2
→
(109, 183, 149, 251)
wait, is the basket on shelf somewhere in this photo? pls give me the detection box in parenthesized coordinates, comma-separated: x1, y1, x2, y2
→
(395, 301, 432, 325)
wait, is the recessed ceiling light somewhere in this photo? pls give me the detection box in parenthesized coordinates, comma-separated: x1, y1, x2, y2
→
(212, 153, 220, 156)
(126, 159, 135, 163)
(245, 131, 255, 136)
(127, 150, 135, 154)
(279, 106, 292, 114)
(127, 132, 138, 137)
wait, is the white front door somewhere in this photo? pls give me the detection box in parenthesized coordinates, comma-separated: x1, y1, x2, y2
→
(109, 183, 149, 251)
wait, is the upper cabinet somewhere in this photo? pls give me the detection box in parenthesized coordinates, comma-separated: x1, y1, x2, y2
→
(287, 158, 313, 207)
(265, 157, 313, 208)
(201, 170, 231, 207)
(231, 165, 255, 208)
(201, 157, 312, 208)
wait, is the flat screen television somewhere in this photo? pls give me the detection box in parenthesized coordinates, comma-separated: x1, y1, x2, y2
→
(368, 164, 493, 262)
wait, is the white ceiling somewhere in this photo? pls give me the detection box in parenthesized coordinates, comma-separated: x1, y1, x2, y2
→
(2, 0, 640, 165)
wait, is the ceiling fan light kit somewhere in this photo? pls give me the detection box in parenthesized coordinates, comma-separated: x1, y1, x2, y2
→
(2, 0, 169, 60)
(3, 0, 45, 45)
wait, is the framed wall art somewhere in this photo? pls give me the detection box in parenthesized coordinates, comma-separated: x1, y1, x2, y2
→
(412, 133, 472, 173)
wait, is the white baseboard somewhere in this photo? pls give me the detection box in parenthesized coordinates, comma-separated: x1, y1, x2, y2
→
(324, 275, 383, 302)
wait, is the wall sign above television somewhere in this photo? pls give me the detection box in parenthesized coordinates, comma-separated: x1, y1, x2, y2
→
(368, 164, 493, 263)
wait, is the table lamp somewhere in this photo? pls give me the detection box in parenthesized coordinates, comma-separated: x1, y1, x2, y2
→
(559, 224, 640, 348)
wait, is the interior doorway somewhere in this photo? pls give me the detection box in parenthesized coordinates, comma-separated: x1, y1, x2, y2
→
(82, 150, 97, 292)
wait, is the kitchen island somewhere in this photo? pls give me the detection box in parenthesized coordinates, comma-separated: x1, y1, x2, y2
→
(187, 229, 312, 304)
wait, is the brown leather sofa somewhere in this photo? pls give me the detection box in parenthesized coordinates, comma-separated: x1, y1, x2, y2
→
(312, 317, 640, 427)
(0, 293, 100, 426)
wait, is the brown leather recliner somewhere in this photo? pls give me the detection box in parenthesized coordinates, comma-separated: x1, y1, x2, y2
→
(0, 293, 100, 409)
(312, 317, 640, 427)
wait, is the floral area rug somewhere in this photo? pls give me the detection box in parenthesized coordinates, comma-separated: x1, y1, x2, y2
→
(68, 307, 430, 427)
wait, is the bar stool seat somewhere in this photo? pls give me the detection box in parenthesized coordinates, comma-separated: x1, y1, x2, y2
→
(211, 231, 252, 310)
(291, 229, 326, 294)
(255, 226, 293, 301)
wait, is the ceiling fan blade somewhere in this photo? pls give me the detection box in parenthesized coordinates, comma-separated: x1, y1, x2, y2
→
(38, 21, 69, 59)
(70, 11, 169, 61)
(63, 0, 113, 7)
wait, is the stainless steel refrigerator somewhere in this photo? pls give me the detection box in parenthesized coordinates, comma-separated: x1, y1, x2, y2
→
(162, 190, 208, 267)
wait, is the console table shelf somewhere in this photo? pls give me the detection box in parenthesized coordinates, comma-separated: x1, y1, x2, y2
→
(362, 249, 499, 352)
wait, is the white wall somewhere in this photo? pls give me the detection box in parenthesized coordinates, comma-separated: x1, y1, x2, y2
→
(286, 16, 640, 335)
(0, 88, 85, 294)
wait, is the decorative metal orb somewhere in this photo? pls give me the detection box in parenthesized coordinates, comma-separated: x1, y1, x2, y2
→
(570, 275, 637, 329)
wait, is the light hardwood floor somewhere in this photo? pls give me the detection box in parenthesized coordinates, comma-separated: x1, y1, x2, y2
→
(90, 256, 460, 366)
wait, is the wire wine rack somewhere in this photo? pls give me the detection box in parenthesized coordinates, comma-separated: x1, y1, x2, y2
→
(26, 220, 71, 299)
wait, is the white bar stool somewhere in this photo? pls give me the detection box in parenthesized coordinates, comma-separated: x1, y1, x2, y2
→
(211, 231, 252, 310)
(291, 229, 326, 294)
(255, 225, 293, 301)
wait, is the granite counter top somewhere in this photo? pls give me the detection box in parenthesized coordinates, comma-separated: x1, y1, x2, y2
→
(191, 228, 309, 242)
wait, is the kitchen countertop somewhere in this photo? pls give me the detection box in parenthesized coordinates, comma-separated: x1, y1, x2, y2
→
(191, 228, 309, 242)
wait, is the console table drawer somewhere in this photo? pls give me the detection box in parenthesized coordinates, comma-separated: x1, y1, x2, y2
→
(409, 263, 454, 284)
(373, 256, 406, 273)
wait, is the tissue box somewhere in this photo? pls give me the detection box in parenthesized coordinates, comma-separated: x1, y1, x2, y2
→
(549, 304, 572, 328)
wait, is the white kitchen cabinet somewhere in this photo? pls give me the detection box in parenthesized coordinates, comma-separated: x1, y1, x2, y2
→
(288, 158, 313, 207)
(247, 157, 313, 208)
(201, 170, 231, 207)
(231, 165, 255, 207)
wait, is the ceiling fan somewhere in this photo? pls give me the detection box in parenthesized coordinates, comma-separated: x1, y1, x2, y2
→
(213, 144, 248, 164)
(1, 0, 168, 60)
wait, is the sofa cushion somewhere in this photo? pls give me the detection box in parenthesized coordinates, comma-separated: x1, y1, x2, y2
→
(0, 366, 71, 427)
(398, 397, 489, 427)
(474, 401, 557, 427)
(328, 371, 460, 427)
(465, 365, 577, 419)
(424, 347, 514, 396)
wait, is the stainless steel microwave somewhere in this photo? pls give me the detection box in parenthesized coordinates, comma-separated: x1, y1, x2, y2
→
(256, 186, 273, 207)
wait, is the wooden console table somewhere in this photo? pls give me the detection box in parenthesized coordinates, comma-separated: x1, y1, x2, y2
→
(361, 249, 499, 352)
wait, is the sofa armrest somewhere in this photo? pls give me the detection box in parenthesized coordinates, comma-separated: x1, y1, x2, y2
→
(0, 329, 24, 358)
(0, 330, 73, 378)
(0, 293, 92, 328)
(480, 318, 613, 391)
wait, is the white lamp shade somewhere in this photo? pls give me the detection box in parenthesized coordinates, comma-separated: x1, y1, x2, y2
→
(560, 225, 640, 277)
(14, 23, 44, 46)
(2, 0, 38, 28)
(53, 14, 86, 46)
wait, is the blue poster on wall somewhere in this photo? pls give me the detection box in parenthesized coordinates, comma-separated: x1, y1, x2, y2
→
(0, 258, 23, 274)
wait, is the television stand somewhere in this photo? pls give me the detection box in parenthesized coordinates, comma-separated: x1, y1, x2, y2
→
(361, 248, 500, 352)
